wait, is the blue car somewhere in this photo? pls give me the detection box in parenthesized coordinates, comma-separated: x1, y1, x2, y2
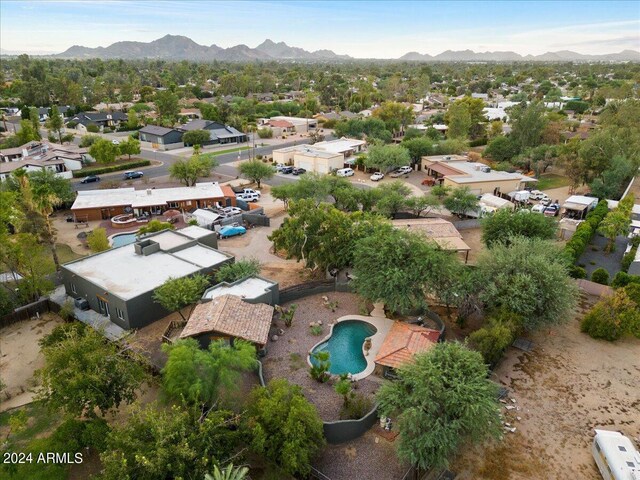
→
(218, 225, 247, 239)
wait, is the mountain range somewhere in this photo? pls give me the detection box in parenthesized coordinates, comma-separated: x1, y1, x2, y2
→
(39, 35, 640, 62)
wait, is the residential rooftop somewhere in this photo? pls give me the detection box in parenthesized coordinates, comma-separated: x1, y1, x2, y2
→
(203, 276, 277, 301)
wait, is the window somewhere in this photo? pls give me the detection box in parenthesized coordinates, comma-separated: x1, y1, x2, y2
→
(116, 308, 125, 320)
(168, 202, 179, 208)
(618, 446, 627, 452)
(71, 283, 77, 294)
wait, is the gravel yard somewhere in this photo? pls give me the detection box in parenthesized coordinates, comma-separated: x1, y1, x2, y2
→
(262, 291, 381, 421)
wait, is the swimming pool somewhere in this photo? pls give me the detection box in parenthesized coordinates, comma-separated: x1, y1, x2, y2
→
(111, 232, 138, 247)
(310, 320, 377, 376)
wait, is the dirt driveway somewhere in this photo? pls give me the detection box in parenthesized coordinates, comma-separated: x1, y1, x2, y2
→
(453, 294, 640, 480)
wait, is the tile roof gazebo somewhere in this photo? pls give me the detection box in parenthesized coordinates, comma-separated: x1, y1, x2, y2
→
(374, 322, 440, 373)
(180, 294, 274, 348)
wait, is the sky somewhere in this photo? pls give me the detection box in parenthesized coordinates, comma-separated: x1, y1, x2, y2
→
(1, 0, 639, 57)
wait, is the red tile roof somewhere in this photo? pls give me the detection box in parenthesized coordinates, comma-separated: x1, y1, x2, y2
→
(375, 322, 440, 369)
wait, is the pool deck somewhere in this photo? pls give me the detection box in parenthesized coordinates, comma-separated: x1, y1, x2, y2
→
(308, 307, 394, 381)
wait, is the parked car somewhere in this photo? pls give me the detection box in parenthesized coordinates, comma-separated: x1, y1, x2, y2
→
(275, 163, 287, 172)
(529, 190, 544, 200)
(292, 167, 306, 175)
(539, 197, 552, 206)
(281, 166, 294, 174)
(220, 206, 243, 216)
(370, 172, 384, 181)
(80, 175, 100, 184)
(237, 192, 259, 202)
(544, 204, 560, 217)
(218, 224, 247, 239)
(123, 171, 144, 179)
(531, 204, 546, 214)
(111, 139, 120, 145)
(336, 167, 354, 177)
(237, 188, 261, 198)
(390, 166, 413, 177)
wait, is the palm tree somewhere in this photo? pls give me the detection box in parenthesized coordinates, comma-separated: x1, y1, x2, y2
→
(204, 464, 249, 480)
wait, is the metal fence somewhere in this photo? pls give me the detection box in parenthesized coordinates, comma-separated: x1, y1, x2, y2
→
(278, 280, 338, 304)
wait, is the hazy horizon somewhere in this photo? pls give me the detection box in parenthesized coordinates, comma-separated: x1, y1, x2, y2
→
(1, 0, 639, 57)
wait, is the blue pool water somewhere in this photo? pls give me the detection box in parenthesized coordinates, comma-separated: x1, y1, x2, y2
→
(310, 320, 377, 375)
(111, 232, 138, 247)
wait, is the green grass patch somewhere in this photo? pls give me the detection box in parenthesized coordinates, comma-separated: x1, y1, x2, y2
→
(55, 244, 85, 264)
(536, 174, 571, 191)
(73, 159, 151, 178)
(201, 146, 250, 160)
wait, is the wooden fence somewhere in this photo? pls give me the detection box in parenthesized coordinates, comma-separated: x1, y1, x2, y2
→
(0, 297, 57, 329)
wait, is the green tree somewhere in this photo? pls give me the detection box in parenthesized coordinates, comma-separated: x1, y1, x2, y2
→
(117, 137, 141, 160)
(405, 194, 440, 217)
(154, 90, 179, 121)
(238, 159, 274, 189)
(372, 101, 414, 132)
(162, 338, 256, 407)
(446, 101, 472, 139)
(476, 236, 578, 330)
(86, 227, 110, 253)
(468, 309, 522, 365)
(509, 102, 547, 151)
(269, 200, 390, 271)
(126, 110, 139, 130)
(375, 180, 412, 218)
(45, 105, 64, 143)
(365, 144, 411, 173)
(430, 184, 451, 199)
(89, 138, 118, 164)
(153, 274, 210, 322)
(137, 219, 175, 235)
(483, 136, 519, 163)
(598, 209, 629, 252)
(245, 379, 325, 477)
(169, 153, 218, 186)
(183, 129, 212, 147)
(402, 136, 435, 162)
(352, 227, 457, 313)
(16, 119, 40, 144)
(37, 323, 146, 417)
(79, 134, 101, 148)
(215, 258, 262, 283)
(443, 186, 479, 217)
(28, 106, 42, 140)
(100, 404, 241, 480)
(481, 209, 557, 247)
(377, 342, 502, 471)
(581, 289, 640, 341)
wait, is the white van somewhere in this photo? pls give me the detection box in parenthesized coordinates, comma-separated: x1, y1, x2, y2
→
(336, 168, 355, 177)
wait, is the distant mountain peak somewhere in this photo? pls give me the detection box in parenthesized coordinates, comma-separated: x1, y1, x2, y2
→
(55, 35, 351, 61)
(398, 48, 640, 62)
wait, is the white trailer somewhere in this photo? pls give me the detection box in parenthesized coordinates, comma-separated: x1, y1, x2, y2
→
(592, 429, 640, 480)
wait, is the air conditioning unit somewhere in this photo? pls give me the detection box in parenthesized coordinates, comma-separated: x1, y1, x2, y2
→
(74, 297, 89, 310)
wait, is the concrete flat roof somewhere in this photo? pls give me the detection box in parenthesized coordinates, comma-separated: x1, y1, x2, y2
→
(150, 231, 193, 251)
(313, 138, 366, 154)
(71, 183, 225, 210)
(64, 244, 202, 300)
(203, 277, 276, 301)
(178, 225, 215, 239)
(171, 245, 231, 268)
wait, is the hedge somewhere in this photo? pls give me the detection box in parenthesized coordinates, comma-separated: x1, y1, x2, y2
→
(563, 199, 608, 262)
(591, 268, 610, 285)
(72, 160, 151, 177)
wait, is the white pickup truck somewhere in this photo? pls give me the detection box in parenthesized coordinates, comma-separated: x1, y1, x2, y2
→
(237, 192, 260, 202)
(236, 188, 261, 198)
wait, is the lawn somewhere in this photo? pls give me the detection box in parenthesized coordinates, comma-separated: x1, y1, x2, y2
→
(201, 146, 250, 160)
(55, 244, 85, 264)
(535, 173, 571, 191)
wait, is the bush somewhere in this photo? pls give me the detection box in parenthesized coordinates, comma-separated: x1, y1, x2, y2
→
(86, 124, 100, 133)
(581, 290, 640, 341)
(469, 137, 488, 147)
(563, 199, 608, 262)
(340, 392, 373, 420)
(468, 310, 521, 366)
(322, 119, 337, 129)
(257, 127, 273, 139)
(611, 272, 640, 288)
(309, 324, 323, 336)
(215, 259, 262, 283)
(72, 159, 151, 177)
(59, 300, 75, 321)
(568, 265, 587, 279)
(591, 268, 610, 285)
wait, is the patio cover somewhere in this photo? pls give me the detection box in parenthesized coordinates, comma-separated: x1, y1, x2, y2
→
(180, 294, 274, 346)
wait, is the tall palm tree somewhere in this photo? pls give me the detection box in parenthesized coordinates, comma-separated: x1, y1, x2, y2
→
(204, 463, 249, 480)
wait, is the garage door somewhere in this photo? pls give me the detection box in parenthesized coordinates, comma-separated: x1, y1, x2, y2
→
(296, 159, 315, 172)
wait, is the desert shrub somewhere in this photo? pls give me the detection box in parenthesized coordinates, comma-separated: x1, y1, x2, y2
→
(39, 322, 87, 348)
(257, 127, 273, 139)
(309, 351, 330, 383)
(468, 309, 522, 366)
(591, 268, 610, 285)
(58, 300, 75, 321)
(86, 124, 100, 133)
(309, 324, 323, 336)
(568, 265, 587, 279)
(581, 290, 640, 341)
(624, 283, 640, 306)
(611, 272, 640, 288)
(340, 392, 373, 420)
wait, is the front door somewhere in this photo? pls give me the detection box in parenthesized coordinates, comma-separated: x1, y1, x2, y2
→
(101, 209, 111, 220)
(97, 296, 110, 317)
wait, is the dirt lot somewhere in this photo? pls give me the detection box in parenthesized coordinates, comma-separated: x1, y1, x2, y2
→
(0, 314, 64, 411)
(453, 293, 640, 480)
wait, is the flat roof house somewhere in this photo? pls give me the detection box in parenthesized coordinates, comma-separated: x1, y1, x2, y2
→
(139, 125, 184, 151)
(392, 218, 471, 263)
(70, 183, 236, 221)
(422, 154, 537, 195)
(0, 141, 91, 181)
(69, 111, 128, 132)
(272, 137, 365, 174)
(60, 229, 234, 330)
